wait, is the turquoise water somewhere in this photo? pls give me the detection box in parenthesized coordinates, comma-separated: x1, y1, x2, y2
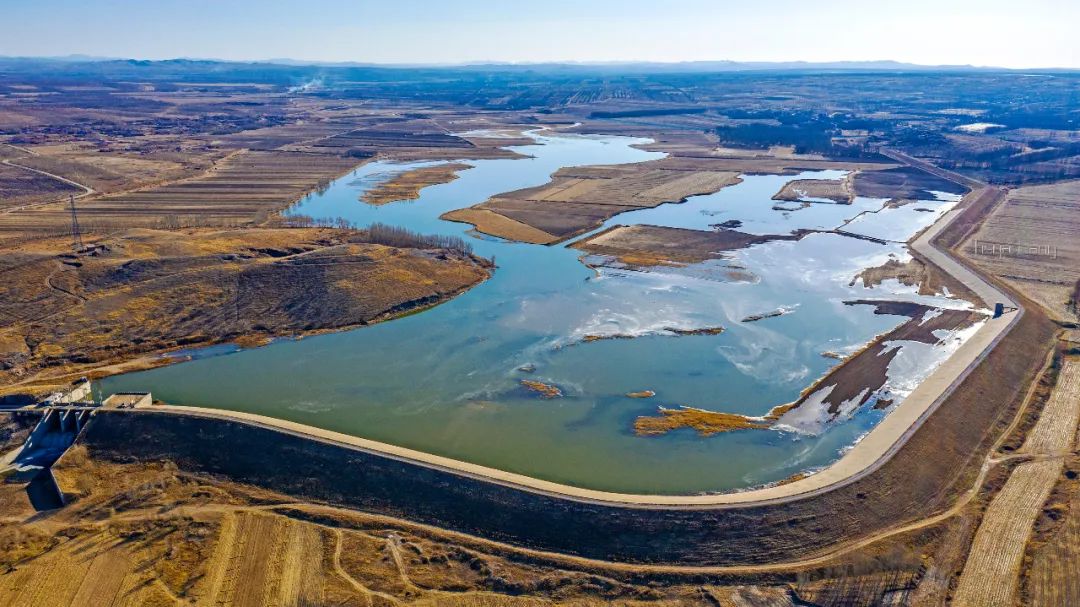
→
(101, 133, 964, 494)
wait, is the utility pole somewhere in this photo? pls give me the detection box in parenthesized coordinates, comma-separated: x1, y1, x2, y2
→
(68, 194, 84, 252)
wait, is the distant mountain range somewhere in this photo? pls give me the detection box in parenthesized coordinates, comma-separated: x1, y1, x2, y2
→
(267, 59, 1005, 72)
(2, 55, 1075, 73)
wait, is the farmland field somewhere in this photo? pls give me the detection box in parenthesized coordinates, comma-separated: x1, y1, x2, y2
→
(964, 180, 1080, 321)
(953, 460, 1063, 607)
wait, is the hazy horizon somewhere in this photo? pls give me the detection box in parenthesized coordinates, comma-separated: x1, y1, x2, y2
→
(5, 55, 1074, 71)
(3, 0, 1078, 70)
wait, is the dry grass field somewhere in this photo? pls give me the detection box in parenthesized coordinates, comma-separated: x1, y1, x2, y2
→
(0, 227, 490, 392)
(772, 176, 854, 204)
(0, 94, 529, 396)
(1021, 360, 1080, 455)
(0, 160, 84, 210)
(963, 180, 1080, 321)
(851, 255, 979, 303)
(11, 150, 192, 196)
(444, 161, 744, 242)
(954, 358, 1080, 607)
(445, 149, 921, 243)
(0, 445, 803, 606)
(634, 407, 770, 436)
(952, 460, 1063, 607)
(1019, 359, 1080, 607)
(851, 166, 968, 200)
(1024, 455, 1080, 607)
(441, 208, 561, 245)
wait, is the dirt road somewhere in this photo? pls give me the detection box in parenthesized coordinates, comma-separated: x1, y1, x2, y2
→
(879, 148, 985, 190)
(0, 157, 95, 215)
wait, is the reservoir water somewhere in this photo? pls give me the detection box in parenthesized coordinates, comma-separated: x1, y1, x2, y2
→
(101, 132, 972, 494)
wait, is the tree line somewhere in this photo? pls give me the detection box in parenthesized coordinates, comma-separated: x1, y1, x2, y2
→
(283, 215, 473, 255)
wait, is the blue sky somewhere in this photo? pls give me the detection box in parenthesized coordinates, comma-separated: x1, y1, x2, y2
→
(3, 0, 1078, 68)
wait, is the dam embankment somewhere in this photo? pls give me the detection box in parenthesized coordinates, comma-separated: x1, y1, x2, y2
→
(75, 305, 1056, 567)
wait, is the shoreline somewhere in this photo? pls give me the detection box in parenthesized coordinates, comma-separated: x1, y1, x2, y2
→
(18, 133, 1021, 503)
(39, 177, 1021, 504)
(56, 182, 1017, 505)
(0, 260, 493, 396)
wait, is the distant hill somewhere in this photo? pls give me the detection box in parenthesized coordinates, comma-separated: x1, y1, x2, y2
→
(0, 56, 1074, 90)
(4, 55, 1077, 75)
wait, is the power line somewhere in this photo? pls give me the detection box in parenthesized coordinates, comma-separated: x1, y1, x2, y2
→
(68, 194, 84, 252)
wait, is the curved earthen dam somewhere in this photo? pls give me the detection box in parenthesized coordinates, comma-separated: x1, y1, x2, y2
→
(74, 185, 1058, 566)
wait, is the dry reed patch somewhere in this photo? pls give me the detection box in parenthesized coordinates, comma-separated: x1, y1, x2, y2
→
(634, 406, 769, 437)
(363, 163, 471, 206)
(773, 177, 853, 204)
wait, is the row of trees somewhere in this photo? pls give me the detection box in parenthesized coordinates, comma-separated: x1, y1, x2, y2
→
(281, 214, 355, 229)
(366, 222, 473, 255)
(1070, 279, 1080, 318)
(282, 215, 474, 255)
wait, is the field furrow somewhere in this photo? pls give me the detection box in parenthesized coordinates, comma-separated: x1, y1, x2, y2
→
(953, 459, 1062, 607)
(1022, 360, 1080, 454)
(1027, 487, 1080, 607)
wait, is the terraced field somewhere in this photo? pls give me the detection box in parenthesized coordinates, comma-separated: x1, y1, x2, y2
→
(1022, 360, 1080, 455)
(203, 512, 326, 606)
(0, 150, 362, 240)
(1026, 462, 1080, 607)
(1023, 361, 1080, 607)
(0, 533, 144, 607)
